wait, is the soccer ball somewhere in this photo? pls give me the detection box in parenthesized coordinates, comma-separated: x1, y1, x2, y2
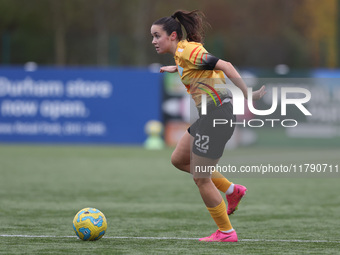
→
(145, 120, 163, 136)
(73, 208, 107, 241)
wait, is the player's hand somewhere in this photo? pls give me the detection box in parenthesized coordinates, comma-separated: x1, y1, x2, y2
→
(252, 85, 266, 101)
(160, 65, 177, 73)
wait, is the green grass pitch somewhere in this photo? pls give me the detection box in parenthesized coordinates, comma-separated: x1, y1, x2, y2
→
(0, 144, 339, 254)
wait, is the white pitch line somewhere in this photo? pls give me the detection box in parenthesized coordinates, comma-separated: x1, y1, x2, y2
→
(105, 236, 197, 240)
(0, 234, 77, 239)
(1, 234, 340, 243)
(240, 239, 340, 244)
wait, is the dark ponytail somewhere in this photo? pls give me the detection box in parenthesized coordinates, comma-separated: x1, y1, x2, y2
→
(153, 10, 206, 43)
(172, 10, 205, 43)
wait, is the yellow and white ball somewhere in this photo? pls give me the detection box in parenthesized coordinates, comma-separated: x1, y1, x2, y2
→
(145, 120, 163, 136)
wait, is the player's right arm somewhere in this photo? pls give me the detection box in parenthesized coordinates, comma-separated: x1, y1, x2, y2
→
(160, 65, 177, 73)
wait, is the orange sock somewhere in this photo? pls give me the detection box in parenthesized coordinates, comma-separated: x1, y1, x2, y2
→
(207, 200, 233, 231)
(211, 171, 232, 193)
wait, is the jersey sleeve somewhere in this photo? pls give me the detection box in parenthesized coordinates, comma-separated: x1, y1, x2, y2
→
(185, 44, 219, 70)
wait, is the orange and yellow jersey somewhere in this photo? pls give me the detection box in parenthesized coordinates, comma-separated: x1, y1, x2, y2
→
(174, 40, 228, 106)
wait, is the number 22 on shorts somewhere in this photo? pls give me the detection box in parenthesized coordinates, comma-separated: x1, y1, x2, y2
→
(195, 134, 210, 150)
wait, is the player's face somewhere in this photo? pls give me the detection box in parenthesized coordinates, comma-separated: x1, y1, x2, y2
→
(151, 25, 172, 54)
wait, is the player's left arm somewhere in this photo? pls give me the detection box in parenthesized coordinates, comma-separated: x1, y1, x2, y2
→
(160, 65, 177, 73)
(215, 60, 266, 100)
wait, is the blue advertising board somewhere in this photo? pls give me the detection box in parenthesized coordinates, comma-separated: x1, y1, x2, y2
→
(0, 67, 162, 144)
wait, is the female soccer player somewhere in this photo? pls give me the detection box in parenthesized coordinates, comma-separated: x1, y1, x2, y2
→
(151, 10, 266, 242)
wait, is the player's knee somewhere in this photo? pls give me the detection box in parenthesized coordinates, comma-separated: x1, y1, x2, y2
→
(171, 152, 183, 169)
(193, 177, 210, 187)
(171, 152, 178, 167)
